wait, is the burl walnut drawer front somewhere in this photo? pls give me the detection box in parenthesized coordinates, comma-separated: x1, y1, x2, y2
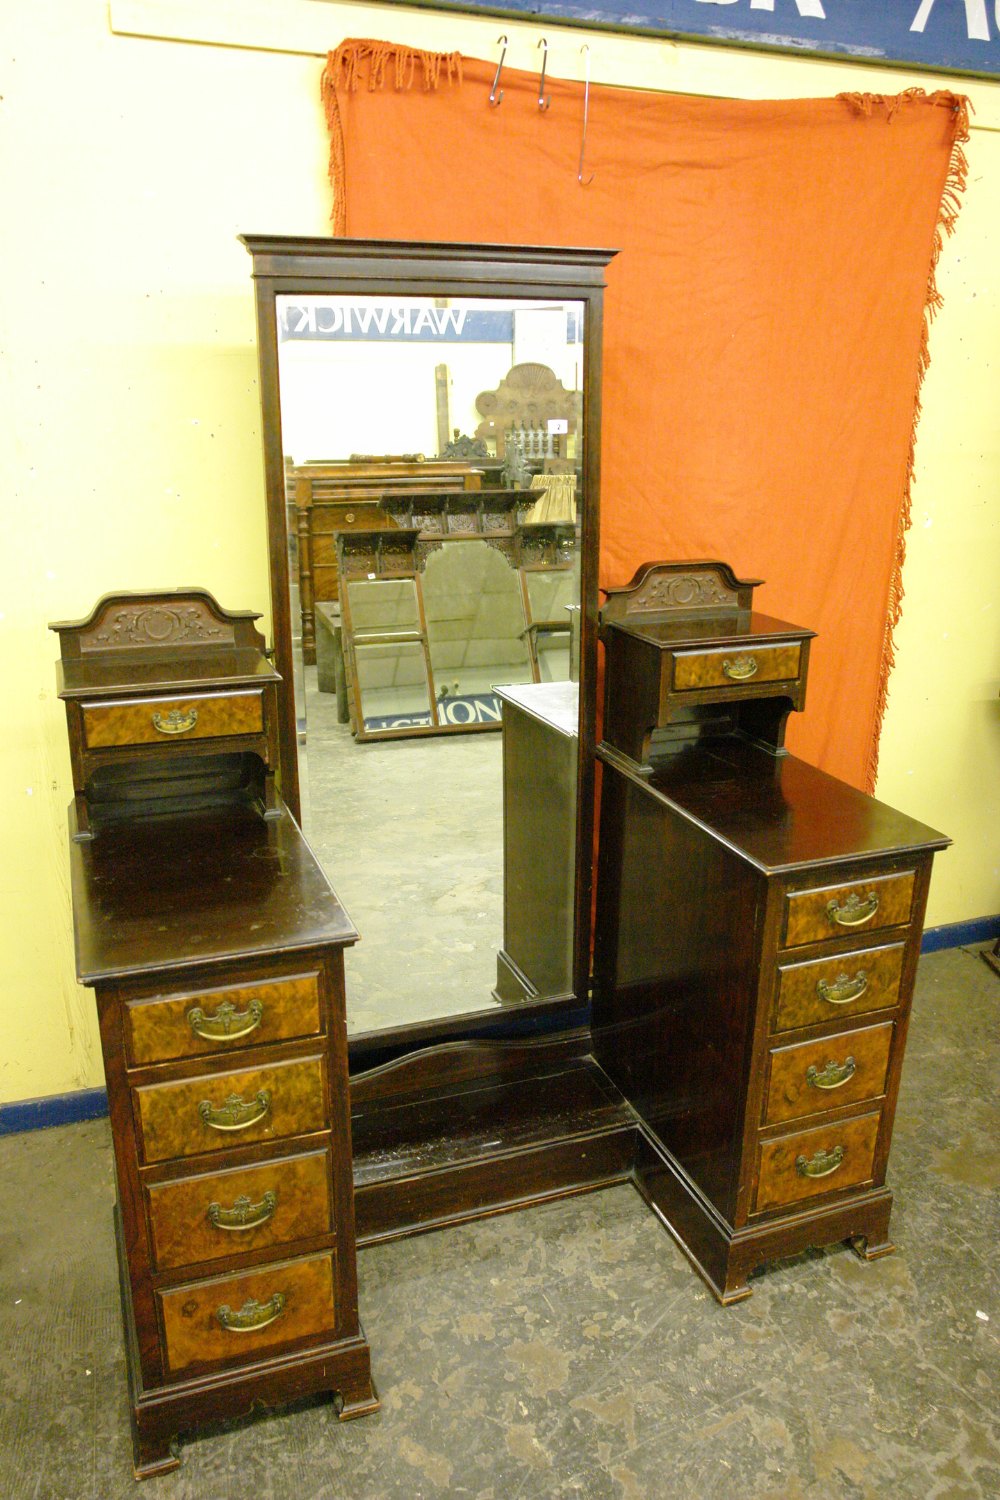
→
(146, 1148, 333, 1271)
(135, 1056, 328, 1164)
(754, 1112, 880, 1215)
(782, 870, 915, 949)
(158, 1251, 337, 1377)
(126, 972, 322, 1066)
(763, 1022, 893, 1127)
(773, 942, 905, 1033)
(672, 642, 801, 692)
(82, 690, 264, 749)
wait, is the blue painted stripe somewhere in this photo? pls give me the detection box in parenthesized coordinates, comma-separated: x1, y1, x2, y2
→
(4, 917, 997, 1136)
(0, 1086, 108, 1137)
(921, 914, 1000, 953)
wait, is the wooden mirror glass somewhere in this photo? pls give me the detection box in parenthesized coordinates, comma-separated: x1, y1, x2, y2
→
(241, 238, 612, 1059)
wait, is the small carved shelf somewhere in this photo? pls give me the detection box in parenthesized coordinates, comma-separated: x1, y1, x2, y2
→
(51, 589, 281, 838)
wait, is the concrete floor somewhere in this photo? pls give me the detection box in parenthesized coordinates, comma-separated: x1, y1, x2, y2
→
(1, 945, 997, 1499)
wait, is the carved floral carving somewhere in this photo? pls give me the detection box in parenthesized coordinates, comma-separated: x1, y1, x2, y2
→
(629, 572, 737, 614)
(91, 604, 226, 649)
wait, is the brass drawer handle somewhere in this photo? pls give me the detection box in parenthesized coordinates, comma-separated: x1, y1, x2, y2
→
(816, 970, 869, 1006)
(198, 1089, 271, 1132)
(187, 998, 264, 1043)
(216, 1292, 285, 1333)
(795, 1145, 845, 1179)
(151, 707, 199, 735)
(722, 655, 758, 681)
(826, 891, 879, 927)
(806, 1057, 856, 1091)
(207, 1190, 277, 1232)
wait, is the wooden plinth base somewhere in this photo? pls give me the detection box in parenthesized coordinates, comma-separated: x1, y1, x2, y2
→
(633, 1130, 895, 1305)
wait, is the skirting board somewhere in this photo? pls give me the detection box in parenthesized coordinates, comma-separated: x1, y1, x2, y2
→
(4, 916, 997, 1135)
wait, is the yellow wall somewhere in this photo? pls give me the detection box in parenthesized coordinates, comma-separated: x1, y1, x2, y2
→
(3, 0, 997, 1105)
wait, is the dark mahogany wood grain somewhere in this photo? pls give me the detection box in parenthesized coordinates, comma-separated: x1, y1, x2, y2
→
(71, 804, 357, 984)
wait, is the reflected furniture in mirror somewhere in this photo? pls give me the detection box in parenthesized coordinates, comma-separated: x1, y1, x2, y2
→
(53, 591, 377, 1476)
(337, 517, 578, 739)
(242, 236, 636, 1243)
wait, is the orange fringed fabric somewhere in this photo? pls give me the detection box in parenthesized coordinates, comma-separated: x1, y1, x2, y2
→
(322, 42, 463, 235)
(322, 44, 969, 792)
(838, 89, 971, 788)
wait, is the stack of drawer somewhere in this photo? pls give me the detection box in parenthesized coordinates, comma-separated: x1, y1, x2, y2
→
(754, 864, 921, 1221)
(125, 960, 344, 1386)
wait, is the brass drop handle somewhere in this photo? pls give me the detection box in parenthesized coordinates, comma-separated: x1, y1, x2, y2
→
(208, 1190, 277, 1232)
(806, 1057, 856, 1091)
(345, 511, 356, 523)
(816, 970, 869, 1006)
(198, 1089, 271, 1132)
(722, 655, 758, 681)
(216, 1293, 285, 1332)
(826, 892, 879, 927)
(187, 998, 264, 1043)
(152, 707, 199, 735)
(795, 1145, 845, 1179)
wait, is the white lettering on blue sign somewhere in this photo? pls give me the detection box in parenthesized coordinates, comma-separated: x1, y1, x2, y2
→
(911, 0, 992, 40)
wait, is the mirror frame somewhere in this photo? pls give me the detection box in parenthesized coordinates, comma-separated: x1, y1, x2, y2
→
(241, 236, 615, 1054)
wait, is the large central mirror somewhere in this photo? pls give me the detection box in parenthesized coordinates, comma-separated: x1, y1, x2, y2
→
(242, 239, 613, 1057)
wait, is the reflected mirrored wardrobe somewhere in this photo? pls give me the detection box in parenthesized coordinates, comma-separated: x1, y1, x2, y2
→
(243, 239, 612, 1061)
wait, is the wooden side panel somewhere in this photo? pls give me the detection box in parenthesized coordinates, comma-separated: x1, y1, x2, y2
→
(146, 1148, 333, 1271)
(158, 1253, 337, 1377)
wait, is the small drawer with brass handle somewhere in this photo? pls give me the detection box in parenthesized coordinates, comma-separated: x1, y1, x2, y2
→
(754, 1112, 880, 1214)
(135, 1055, 327, 1164)
(763, 1022, 892, 1126)
(782, 870, 915, 949)
(146, 1149, 333, 1270)
(81, 690, 264, 749)
(125, 972, 321, 1066)
(773, 943, 904, 1032)
(672, 642, 801, 692)
(158, 1251, 337, 1376)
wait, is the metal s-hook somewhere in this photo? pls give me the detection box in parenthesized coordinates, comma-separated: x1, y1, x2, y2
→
(489, 35, 507, 106)
(537, 38, 551, 110)
(578, 44, 594, 185)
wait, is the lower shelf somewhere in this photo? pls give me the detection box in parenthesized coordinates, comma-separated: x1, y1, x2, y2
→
(350, 1035, 637, 1245)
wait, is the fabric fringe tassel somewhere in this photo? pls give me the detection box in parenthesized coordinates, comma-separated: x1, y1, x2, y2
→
(322, 41, 463, 235)
(837, 89, 971, 792)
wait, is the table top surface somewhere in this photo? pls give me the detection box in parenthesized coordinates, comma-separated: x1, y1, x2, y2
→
(602, 610, 814, 650)
(71, 801, 357, 984)
(602, 739, 950, 875)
